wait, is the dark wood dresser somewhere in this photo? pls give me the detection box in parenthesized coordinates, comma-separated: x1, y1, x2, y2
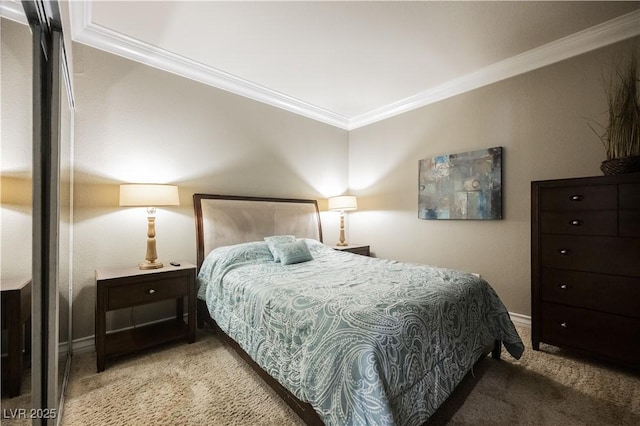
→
(531, 174, 640, 370)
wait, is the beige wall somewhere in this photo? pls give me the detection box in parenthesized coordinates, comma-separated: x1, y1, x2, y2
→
(348, 36, 640, 317)
(1, 18, 32, 278)
(72, 44, 349, 339)
(71, 34, 639, 340)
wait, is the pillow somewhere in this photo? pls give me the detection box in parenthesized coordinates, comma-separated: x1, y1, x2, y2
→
(264, 235, 296, 262)
(278, 239, 313, 265)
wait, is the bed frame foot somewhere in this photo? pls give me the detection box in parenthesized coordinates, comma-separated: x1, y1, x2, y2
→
(492, 340, 502, 360)
(197, 299, 208, 329)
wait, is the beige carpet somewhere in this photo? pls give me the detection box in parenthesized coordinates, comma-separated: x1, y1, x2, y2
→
(427, 326, 639, 425)
(3, 325, 638, 425)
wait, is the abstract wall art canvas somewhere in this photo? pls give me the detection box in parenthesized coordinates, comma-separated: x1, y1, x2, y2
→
(418, 146, 502, 220)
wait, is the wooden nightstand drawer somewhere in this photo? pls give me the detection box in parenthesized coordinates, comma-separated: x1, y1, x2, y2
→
(107, 275, 188, 310)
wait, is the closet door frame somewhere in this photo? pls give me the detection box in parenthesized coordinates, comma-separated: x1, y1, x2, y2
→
(23, 1, 67, 424)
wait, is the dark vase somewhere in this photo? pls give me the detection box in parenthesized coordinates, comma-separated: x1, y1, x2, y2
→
(600, 156, 640, 175)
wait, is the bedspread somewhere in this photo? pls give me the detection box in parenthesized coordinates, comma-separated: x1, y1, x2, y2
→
(197, 239, 523, 426)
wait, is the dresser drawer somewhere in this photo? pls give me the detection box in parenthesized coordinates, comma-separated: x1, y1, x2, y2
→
(620, 210, 640, 237)
(541, 302, 640, 367)
(107, 275, 188, 310)
(540, 211, 617, 236)
(541, 235, 640, 277)
(539, 185, 616, 211)
(619, 183, 640, 209)
(541, 268, 640, 317)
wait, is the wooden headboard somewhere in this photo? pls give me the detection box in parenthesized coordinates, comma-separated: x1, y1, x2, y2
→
(193, 194, 323, 269)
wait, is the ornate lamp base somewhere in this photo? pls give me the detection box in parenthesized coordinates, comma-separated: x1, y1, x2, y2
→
(139, 213, 163, 270)
(336, 211, 349, 246)
(139, 261, 163, 270)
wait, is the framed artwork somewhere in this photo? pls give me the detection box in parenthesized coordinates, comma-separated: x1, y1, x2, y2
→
(418, 146, 502, 220)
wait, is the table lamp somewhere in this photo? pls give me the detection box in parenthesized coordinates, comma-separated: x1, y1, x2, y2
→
(119, 184, 179, 269)
(328, 195, 357, 246)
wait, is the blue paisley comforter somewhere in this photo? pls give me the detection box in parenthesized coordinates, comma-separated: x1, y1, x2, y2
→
(197, 239, 524, 426)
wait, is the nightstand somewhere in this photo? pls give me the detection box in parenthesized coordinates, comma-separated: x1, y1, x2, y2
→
(95, 263, 196, 372)
(1, 276, 31, 397)
(333, 244, 370, 256)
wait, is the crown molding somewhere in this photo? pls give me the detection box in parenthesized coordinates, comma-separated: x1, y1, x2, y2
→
(69, 1, 351, 129)
(69, 2, 639, 131)
(348, 9, 640, 130)
(0, 0, 27, 25)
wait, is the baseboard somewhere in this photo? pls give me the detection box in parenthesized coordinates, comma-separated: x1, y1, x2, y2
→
(71, 335, 96, 354)
(509, 312, 531, 328)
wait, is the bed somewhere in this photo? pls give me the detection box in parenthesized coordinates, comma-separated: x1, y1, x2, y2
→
(193, 194, 524, 425)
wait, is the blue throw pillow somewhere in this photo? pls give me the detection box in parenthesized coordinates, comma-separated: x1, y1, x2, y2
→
(279, 239, 313, 265)
(264, 235, 296, 262)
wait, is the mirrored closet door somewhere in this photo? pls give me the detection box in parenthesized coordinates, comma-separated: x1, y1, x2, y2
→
(56, 23, 74, 420)
(1, 8, 34, 413)
(31, 8, 75, 426)
(1, 2, 74, 424)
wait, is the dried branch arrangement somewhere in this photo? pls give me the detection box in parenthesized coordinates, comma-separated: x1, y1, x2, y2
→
(591, 56, 640, 161)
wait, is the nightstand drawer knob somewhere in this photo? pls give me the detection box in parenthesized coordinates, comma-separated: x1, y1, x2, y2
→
(146, 289, 156, 295)
(569, 219, 582, 226)
(557, 249, 570, 255)
(559, 284, 567, 290)
(560, 322, 567, 328)
(570, 195, 583, 201)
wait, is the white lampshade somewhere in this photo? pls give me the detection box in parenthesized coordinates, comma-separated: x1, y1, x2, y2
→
(328, 195, 357, 212)
(119, 184, 179, 207)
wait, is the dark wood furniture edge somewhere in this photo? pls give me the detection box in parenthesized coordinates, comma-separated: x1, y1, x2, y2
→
(531, 181, 541, 351)
(1, 279, 32, 397)
(531, 172, 640, 186)
(492, 340, 502, 359)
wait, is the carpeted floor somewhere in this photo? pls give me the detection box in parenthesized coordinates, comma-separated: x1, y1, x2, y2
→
(2, 325, 638, 425)
(426, 326, 639, 425)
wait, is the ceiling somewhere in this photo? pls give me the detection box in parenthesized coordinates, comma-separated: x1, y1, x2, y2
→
(4, 1, 640, 129)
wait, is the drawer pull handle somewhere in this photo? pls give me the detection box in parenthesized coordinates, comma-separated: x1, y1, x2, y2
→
(147, 289, 156, 295)
(570, 195, 583, 201)
(560, 322, 567, 328)
(559, 284, 567, 290)
(569, 219, 582, 226)
(557, 249, 570, 255)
